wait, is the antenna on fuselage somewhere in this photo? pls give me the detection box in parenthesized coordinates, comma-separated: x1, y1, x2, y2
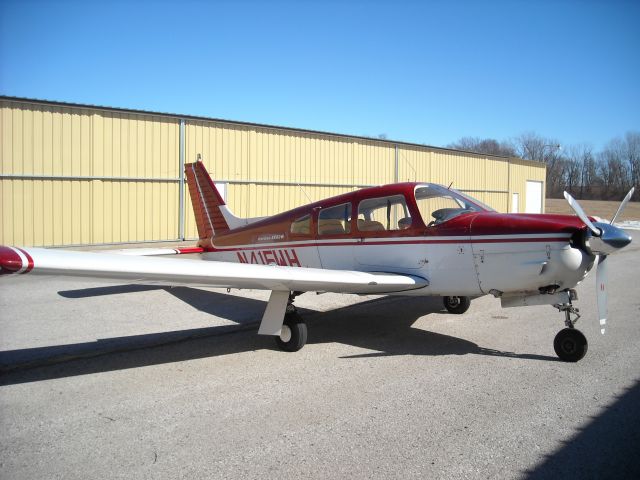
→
(297, 182, 312, 203)
(448, 181, 453, 190)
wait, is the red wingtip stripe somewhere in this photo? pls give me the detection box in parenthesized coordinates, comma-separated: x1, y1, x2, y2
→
(0, 246, 33, 274)
(175, 246, 205, 254)
(0, 246, 22, 274)
(16, 247, 34, 273)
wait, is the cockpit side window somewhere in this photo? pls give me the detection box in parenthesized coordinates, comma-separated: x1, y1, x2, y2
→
(357, 194, 411, 231)
(415, 185, 487, 226)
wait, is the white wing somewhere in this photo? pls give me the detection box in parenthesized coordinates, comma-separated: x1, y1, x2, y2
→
(107, 246, 205, 256)
(0, 246, 428, 295)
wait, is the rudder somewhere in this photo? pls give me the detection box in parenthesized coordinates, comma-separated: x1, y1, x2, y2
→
(185, 160, 230, 238)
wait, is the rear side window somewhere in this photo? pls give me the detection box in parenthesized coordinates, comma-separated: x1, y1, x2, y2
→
(357, 195, 411, 231)
(290, 214, 311, 235)
(318, 203, 352, 235)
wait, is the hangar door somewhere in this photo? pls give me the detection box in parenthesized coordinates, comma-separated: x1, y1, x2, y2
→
(511, 193, 519, 213)
(525, 181, 543, 214)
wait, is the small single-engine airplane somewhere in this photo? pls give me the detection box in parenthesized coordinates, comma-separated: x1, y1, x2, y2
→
(0, 159, 634, 362)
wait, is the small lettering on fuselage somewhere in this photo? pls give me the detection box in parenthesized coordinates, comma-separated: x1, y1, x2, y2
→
(237, 249, 301, 267)
(257, 233, 285, 242)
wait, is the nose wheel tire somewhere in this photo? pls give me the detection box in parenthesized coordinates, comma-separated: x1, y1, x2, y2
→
(553, 328, 588, 362)
(443, 296, 471, 314)
(275, 312, 308, 352)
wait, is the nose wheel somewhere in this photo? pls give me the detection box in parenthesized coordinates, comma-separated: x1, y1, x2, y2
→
(553, 302, 588, 362)
(443, 296, 471, 314)
(554, 328, 588, 362)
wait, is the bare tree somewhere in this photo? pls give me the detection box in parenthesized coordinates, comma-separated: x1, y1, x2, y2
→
(598, 143, 629, 199)
(512, 132, 563, 196)
(512, 132, 560, 162)
(566, 143, 594, 198)
(623, 131, 640, 199)
(564, 157, 581, 195)
(582, 154, 598, 198)
(444, 131, 636, 201)
(447, 137, 516, 156)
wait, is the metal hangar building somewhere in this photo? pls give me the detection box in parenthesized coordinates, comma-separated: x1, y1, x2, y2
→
(0, 96, 546, 247)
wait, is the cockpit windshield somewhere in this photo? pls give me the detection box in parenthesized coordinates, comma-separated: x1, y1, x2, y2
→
(414, 184, 494, 226)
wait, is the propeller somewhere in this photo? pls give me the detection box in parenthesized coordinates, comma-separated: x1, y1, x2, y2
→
(595, 255, 607, 334)
(563, 191, 601, 236)
(564, 188, 634, 334)
(610, 187, 635, 224)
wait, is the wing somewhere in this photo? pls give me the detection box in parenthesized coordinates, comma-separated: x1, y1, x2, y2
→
(106, 246, 205, 256)
(0, 246, 428, 295)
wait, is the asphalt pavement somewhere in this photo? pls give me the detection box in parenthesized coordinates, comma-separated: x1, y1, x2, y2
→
(1, 233, 639, 479)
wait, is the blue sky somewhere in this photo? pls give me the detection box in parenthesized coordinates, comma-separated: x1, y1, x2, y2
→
(1, 0, 638, 150)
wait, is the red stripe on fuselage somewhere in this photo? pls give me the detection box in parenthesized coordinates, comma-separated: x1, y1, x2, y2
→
(204, 236, 571, 253)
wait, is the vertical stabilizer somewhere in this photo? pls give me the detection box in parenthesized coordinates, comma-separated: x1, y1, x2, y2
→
(185, 161, 231, 238)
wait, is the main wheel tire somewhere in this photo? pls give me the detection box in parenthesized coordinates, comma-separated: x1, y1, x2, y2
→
(554, 328, 588, 362)
(443, 296, 471, 314)
(275, 312, 308, 352)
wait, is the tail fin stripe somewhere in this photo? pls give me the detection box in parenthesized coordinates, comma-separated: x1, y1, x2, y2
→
(191, 163, 216, 237)
(185, 160, 231, 238)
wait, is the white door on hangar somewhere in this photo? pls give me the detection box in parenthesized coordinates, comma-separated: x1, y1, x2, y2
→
(525, 181, 543, 213)
(511, 193, 519, 213)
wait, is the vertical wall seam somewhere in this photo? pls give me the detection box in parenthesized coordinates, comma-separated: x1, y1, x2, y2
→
(179, 118, 185, 240)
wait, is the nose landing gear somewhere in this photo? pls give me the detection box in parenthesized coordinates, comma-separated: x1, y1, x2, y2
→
(553, 302, 588, 362)
(443, 295, 471, 314)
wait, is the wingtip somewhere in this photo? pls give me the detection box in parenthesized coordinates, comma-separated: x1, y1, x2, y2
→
(0, 246, 26, 275)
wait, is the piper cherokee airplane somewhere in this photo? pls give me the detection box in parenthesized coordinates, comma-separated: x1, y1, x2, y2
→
(0, 159, 634, 362)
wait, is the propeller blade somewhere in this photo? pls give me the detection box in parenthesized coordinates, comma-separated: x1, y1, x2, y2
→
(563, 191, 601, 236)
(596, 255, 608, 334)
(610, 187, 635, 224)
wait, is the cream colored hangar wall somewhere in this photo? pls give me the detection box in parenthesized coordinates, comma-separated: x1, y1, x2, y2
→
(1, 99, 181, 246)
(1, 97, 546, 247)
(183, 121, 398, 236)
(395, 146, 516, 211)
(509, 158, 547, 213)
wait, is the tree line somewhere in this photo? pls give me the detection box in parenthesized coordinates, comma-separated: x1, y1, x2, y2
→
(447, 132, 640, 200)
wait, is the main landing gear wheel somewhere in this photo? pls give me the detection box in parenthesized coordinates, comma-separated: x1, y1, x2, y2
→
(443, 296, 471, 314)
(553, 328, 588, 362)
(275, 312, 308, 352)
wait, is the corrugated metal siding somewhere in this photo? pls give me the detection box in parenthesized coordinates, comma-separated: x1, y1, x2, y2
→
(183, 121, 397, 239)
(396, 147, 511, 212)
(1, 100, 180, 245)
(185, 121, 396, 187)
(1, 98, 546, 246)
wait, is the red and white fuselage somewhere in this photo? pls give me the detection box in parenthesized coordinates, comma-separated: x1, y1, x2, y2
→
(186, 159, 594, 298)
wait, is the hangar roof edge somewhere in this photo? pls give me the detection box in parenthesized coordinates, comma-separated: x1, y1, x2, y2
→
(0, 95, 544, 169)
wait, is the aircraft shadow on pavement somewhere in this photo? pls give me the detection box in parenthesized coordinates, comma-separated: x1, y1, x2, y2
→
(58, 284, 280, 325)
(0, 288, 556, 385)
(523, 378, 640, 480)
